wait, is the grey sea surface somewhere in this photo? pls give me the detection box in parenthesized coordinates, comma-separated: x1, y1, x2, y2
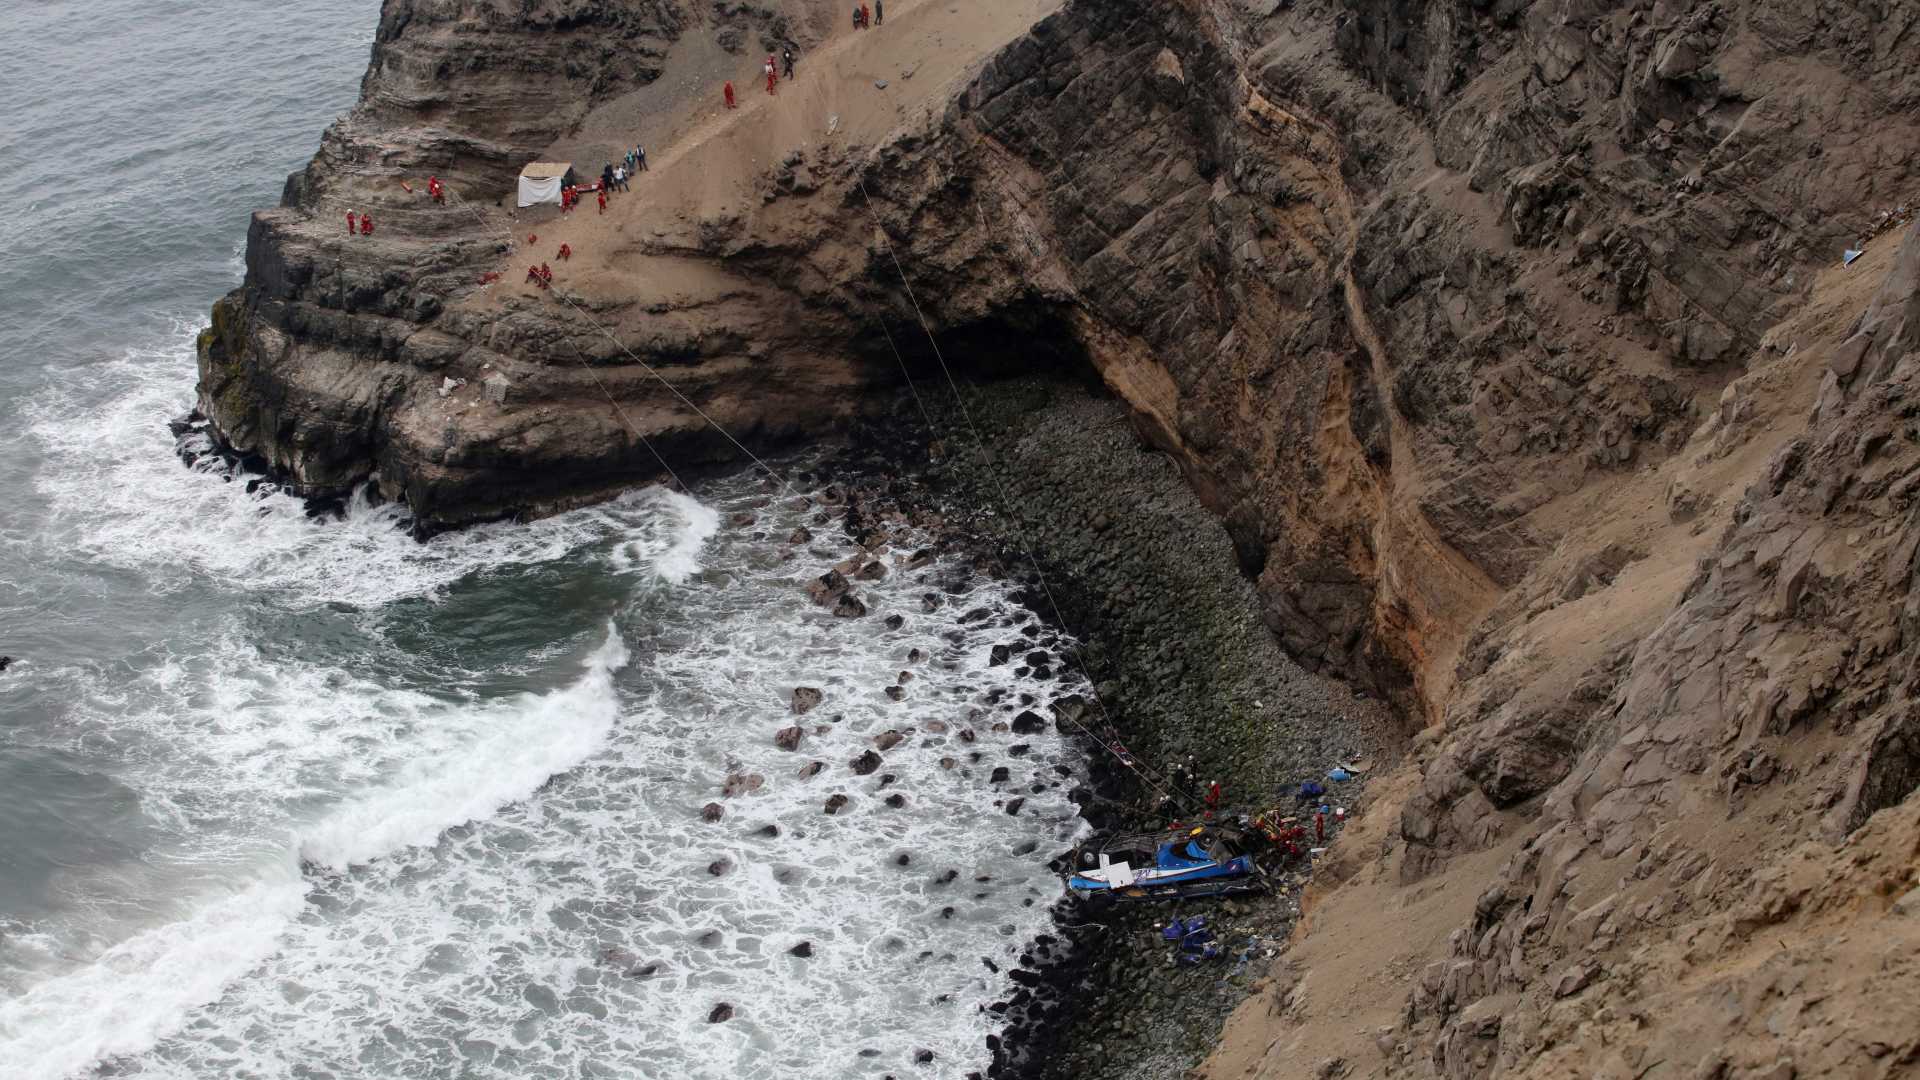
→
(0, 4, 1085, 1076)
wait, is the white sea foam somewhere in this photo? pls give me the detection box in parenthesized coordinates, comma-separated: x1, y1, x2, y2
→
(9, 320, 1088, 1080)
(299, 626, 630, 871)
(0, 870, 307, 1080)
(22, 323, 714, 607)
(52, 477, 1090, 1080)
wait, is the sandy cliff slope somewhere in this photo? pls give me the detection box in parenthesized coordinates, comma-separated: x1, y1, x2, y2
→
(195, 1, 1920, 1074)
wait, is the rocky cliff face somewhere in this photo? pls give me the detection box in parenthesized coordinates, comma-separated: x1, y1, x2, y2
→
(200, 0, 1920, 1072)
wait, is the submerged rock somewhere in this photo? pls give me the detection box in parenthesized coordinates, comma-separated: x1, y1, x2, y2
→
(721, 772, 764, 797)
(701, 802, 725, 822)
(851, 749, 884, 775)
(791, 687, 823, 714)
(708, 1002, 734, 1023)
(774, 725, 805, 751)
(824, 793, 851, 814)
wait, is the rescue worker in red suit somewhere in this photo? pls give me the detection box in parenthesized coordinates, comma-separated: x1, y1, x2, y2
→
(557, 243, 571, 261)
(596, 188, 607, 214)
(428, 176, 444, 203)
(723, 81, 736, 109)
(360, 214, 373, 236)
(346, 210, 356, 235)
(765, 57, 776, 95)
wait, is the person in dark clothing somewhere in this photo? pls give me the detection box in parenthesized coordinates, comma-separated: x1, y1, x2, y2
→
(875, 0, 882, 24)
(782, 48, 794, 79)
(635, 145, 648, 171)
(601, 163, 615, 191)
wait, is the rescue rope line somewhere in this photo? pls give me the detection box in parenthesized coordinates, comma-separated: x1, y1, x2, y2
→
(847, 171, 1202, 815)
(427, 135, 1197, 815)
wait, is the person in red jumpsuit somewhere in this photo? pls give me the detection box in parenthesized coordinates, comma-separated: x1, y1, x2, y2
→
(596, 188, 607, 214)
(360, 213, 373, 236)
(428, 176, 444, 203)
(766, 58, 777, 95)
(724, 81, 736, 109)
(557, 242, 571, 261)
(346, 210, 357, 235)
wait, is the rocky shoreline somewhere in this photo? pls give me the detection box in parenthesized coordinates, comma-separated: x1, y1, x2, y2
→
(823, 375, 1402, 1079)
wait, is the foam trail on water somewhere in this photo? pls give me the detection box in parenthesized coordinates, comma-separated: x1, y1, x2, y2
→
(299, 625, 631, 871)
(649, 489, 720, 583)
(0, 870, 306, 1080)
(21, 326, 712, 607)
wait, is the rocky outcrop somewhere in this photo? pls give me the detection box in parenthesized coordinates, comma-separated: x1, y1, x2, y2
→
(1370, 220, 1920, 1080)
(200, 3, 1920, 1071)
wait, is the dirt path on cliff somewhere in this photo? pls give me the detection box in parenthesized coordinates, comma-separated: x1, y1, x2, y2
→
(470, 0, 1059, 316)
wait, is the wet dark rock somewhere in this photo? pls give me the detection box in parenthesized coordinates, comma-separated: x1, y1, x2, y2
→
(895, 852, 912, 865)
(1004, 797, 1026, 816)
(939, 756, 958, 769)
(0, 657, 12, 673)
(878, 772, 898, 787)
(851, 749, 884, 775)
(1009, 743, 1031, 756)
(989, 643, 1013, 666)
(1011, 711, 1046, 735)
(708, 1002, 734, 1023)
(990, 766, 1011, 783)
(824, 793, 851, 814)
(914, 1049, 935, 1064)
(1011, 840, 1038, 856)
(721, 772, 764, 797)
(884, 613, 906, 630)
(759, 823, 781, 837)
(921, 593, 943, 612)
(701, 802, 725, 822)
(774, 725, 805, 751)
(960, 607, 992, 624)
(897, 670, 913, 683)
(937, 869, 959, 885)
(855, 560, 888, 581)
(806, 569, 849, 604)
(798, 760, 825, 779)
(959, 728, 977, 743)
(789, 941, 814, 958)
(791, 687, 824, 714)
(905, 548, 935, 569)
(1025, 650, 1050, 667)
(833, 593, 869, 618)
(925, 719, 947, 733)
(708, 858, 731, 876)
(874, 729, 906, 751)
(885, 792, 908, 808)
(788, 526, 812, 544)
(907, 647, 925, 662)
(728, 512, 755, 528)
(884, 685, 906, 701)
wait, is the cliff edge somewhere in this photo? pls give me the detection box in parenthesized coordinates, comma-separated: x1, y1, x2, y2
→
(196, 0, 1920, 1075)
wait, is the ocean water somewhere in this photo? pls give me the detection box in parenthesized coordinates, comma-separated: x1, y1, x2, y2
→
(0, 4, 1086, 1077)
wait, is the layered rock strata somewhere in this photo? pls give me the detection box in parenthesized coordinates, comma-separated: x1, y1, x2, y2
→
(200, 1, 1920, 1074)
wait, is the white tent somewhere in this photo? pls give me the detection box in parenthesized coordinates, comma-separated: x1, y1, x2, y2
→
(517, 162, 575, 207)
